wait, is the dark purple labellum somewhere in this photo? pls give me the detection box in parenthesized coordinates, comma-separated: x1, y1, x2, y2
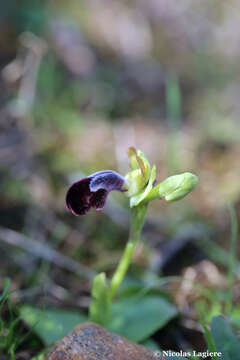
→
(66, 170, 125, 216)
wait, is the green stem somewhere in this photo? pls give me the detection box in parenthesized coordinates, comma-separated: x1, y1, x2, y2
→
(109, 204, 148, 301)
(226, 203, 238, 315)
(166, 74, 181, 173)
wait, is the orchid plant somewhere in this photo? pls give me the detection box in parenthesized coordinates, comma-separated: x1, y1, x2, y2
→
(66, 147, 198, 326)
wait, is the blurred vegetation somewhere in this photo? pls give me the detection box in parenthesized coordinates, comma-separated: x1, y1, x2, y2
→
(0, 0, 240, 359)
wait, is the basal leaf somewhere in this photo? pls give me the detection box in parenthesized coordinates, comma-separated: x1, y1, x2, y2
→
(211, 315, 240, 360)
(20, 306, 87, 345)
(109, 294, 177, 342)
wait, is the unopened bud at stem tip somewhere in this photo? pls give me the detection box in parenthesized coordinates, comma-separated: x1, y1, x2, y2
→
(145, 172, 198, 203)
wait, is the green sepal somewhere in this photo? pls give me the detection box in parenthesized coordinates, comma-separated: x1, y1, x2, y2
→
(125, 147, 151, 197)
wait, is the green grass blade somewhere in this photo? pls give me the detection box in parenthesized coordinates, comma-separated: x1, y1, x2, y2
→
(226, 204, 238, 314)
(0, 278, 11, 303)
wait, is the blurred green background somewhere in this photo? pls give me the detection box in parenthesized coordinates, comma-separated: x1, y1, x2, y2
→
(1, 0, 240, 357)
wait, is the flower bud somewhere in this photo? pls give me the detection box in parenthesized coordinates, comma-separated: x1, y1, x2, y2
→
(146, 172, 198, 202)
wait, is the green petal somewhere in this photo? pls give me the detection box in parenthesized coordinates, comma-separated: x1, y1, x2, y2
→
(125, 169, 143, 197)
(130, 166, 156, 207)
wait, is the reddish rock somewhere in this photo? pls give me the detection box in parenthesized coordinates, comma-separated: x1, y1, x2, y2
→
(45, 322, 164, 360)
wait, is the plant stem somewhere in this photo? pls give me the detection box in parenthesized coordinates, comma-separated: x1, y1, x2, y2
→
(226, 203, 238, 315)
(166, 73, 181, 173)
(109, 204, 148, 301)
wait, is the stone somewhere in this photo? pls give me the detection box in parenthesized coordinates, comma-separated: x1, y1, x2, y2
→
(45, 322, 164, 360)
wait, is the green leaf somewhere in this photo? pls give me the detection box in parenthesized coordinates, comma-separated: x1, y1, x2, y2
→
(201, 323, 218, 360)
(89, 272, 111, 326)
(231, 305, 240, 330)
(109, 294, 177, 342)
(0, 278, 11, 303)
(20, 306, 87, 345)
(211, 315, 240, 360)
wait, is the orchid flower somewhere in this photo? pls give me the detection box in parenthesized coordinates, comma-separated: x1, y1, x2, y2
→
(66, 147, 197, 215)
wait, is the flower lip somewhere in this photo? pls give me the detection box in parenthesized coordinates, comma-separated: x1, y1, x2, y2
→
(66, 170, 126, 216)
(89, 170, 125, 192)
